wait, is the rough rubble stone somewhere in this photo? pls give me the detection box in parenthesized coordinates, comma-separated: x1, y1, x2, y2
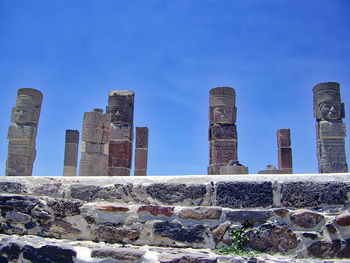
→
(69, 184, 122, 201)
(290, 210, 324, 228)
(146, 184, 206, 204)
(5, 211, 31, 224)
(0, 242, 21, 261)
(226, 210, 273, 223)
(0, 195, 39, 213)
(154, 221, 206, 243)
(33, 183, 62, 196)
(42, 220, 81, 235)
(47, 199, 83, 218)
(338, 239, 350, 258)
(159, 254, 218, 263)
(137, 205, 174, 217)
(335, 213, 350, 226)
(307, 240, 341, 258)
(22, 245, 76, 263)
(0, 182, 22, 194)
(91, 248, 145, 261)
(95, 225, 140, 241)
(248, 224, 298, 253)
(326, 223, 337, 234)
(280, 182, 349, 207)
(302, 233, 318, 240)
(212, 223, 230, 242)
(95, 204, 129, 212)
(180, 207, 222, 220)
(216, 182, 273, 208)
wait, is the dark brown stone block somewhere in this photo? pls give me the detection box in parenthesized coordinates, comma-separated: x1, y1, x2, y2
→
(134, 148, 147, 170)
(136, 127, 148, 148)
(65, 130, 79, 144)
(110, 123, 133, 141)
(209, 140, 237, 165)
(108, 167, 130, 176)
(277, 129, 291, 147)
(134, 169, 146, 176)
(209, 123, 237, 140)
(137, 205, 174, 217)
(107, 90, 134, 124)
(278, 147, 292, 170)
(290, 210, 324, 228)
(64, 143, 78, 166)
(108, 141, 132, 168)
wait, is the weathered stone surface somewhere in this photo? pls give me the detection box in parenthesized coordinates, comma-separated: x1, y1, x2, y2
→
(5, 211, 31, 224)
(302, 233, 318, 240)
(42, 220, 81, 234)
(95, 204, 129, 212)
(220, 164, 248, 175)
(180, 207, 222, 220)
(33, 183, 62, 196)
(0, 182, 22, 194)
(91, 248, 145, 261)
(110, 123, 133, 141)
(216, 182, 273, 208)
(109, 140, 132, 168)
(338, 239, 350, 258)
(159, 254, 218, 263)
(47, 199, 83, 218)
(107, 90, 134, 123)
(209, 140, 237, 165)
(80, 110, 111, 144)
(0, 195, 39, 213)
(248, 224, 298, 253)
(134, 169, 147, 176)
(212, 223, 230, 242)
(335, 213, 350, 226)
(0, 242, 21, 261)
(226, 210, 272, 223)
(23, 245, 76, 263)
(70, 184, 122, 201)
(154, 221, 206, 243)
(63, 130, 79, 177)
(108, 167, 131, 176)
(278, 147, 292, 171)
(313, 82, 348, 173)
(290, 210, 324, 228)
(135, 148, 148, 170)
(95, 225, 140, 241)
(79, 152, 109, 176)
(137, 205, 174, 217)
(136, 127, 149, 148)
(146, 184, 206, 204)
(280, 182, 348, 207)
(273, 208, 289, 218)
(277, 129, 291, 148)
(326, 223, 337, 234)
(307, 240, 341, 258)
(209, 124, 237, 140)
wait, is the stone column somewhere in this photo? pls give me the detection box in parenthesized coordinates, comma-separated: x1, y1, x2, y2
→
(313, 82, 348, 173)
(79, 109, 111, 176)
(208, 87, 248, 175)
(63, 130, 79, 176)
(6, 88, 43, 176)
(277, 129, 293, 173)
(106, 91, 134, 176)
(134, 127, 149, 176)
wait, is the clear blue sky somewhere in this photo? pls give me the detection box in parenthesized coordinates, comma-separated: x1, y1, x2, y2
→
(0, 0, 349, 176)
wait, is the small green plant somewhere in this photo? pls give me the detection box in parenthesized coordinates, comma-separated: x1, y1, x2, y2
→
(214, 219, 262, 256)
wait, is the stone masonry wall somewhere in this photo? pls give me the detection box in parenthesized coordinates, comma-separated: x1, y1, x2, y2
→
(0, 174, 349, 261)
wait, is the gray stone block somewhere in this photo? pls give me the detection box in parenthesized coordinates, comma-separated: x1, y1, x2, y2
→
(216, 182, 273, 208)
(226, 210, 273, 223)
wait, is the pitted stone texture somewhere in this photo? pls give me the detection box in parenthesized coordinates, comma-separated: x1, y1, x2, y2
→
(95, 225, 141, 242)
(180, 207, 222, 220)
(278, 148, 292, 171)
(212, 223, 230, 242)
(136, 127, 149, 148)
(290, 210, 324, 228)
(277, 129, 291, 148)
(110, 123, 133, 141)
(226, 210, 273, 223)
(47, 199, 83, 218)
(109, 140, 132, 170)
(5, 211, 31, 224)
(146, 184, 206, 204)
(33, 183, 62, 197)
(79, 153, 109, 176)
(91, 248, 145, 261)
(248, 224, 298, 253)
(335, 213, 350, 226)
(69, 184, 122, 201)
(137, 205, 174, 217)
(209, 140, 237, 165)
(280, 182, 349, 207)
(0, 195, 40, 213)
(316, 138, 348, 173)
(22, 245, 76, 263)
(216, 182, 273, 208)
(0, 182, 22, 194)
(209, 124, 237, 140)
(95, 204, 129, 212)
(42, 220, 81, 235)
(107, 90, 134, 124)
(135, 148, 148, 170)
(154, 221, 206, 243)
(81, 110, 111, 144)
(307, 240, 341, 259)
(220, 165, 248, 175)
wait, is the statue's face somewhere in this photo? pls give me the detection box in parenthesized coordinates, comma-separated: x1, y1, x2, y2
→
(12, 106, 35, 123)
(213, 106, 234, 123)
(319, 101, 342, 120)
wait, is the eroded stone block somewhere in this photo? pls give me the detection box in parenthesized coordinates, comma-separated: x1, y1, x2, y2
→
(136, 127, 148, 148)
(108, 141, 132, 168)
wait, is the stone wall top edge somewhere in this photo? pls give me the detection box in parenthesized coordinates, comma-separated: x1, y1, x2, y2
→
(1, 173, 349, 185)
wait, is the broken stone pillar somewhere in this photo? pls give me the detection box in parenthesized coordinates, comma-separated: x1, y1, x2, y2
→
(208, 87, 248, 175)
(79, 109, 111, 176)
(313, 82, 348, 173)
(6, 88, 43, 176)
(106, 91, 134, 176)
(63, 130, 79, 176)
(277, 129, 293, 173)
(134, 127, 149, 176)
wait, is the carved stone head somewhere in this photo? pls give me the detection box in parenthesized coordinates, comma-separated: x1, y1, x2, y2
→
(107, 90, 134, 123)
(11, 88, 43, 124)
(209, 87, 237, 124)
(313, 82, 345, 121)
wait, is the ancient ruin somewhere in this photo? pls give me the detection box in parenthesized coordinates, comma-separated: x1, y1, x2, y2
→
(134, 127, 149, 176)
(208, 87, 248, 175)
(63, 130, 79, 177)
(259, 129, 293, 174)
(79, 109, 111, 176)
(106, 91, 134, 176)
(6, 88, 43, 176)
(313, 82, 348, 173)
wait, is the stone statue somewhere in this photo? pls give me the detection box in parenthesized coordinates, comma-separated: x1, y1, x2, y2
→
(79, 109, 111, 176)
(106, 91, 134, 176)
(208, 87, 248, 175)
(313, 82, 348, 173)
(6, 88, 43, 176)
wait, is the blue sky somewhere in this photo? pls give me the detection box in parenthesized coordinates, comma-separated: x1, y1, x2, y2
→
(0, 0, 349, 176)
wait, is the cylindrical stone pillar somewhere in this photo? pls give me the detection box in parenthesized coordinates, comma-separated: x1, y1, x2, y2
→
(106, 91, 134, 176)
(313, 82, 348, 173)
(63, 130, 79, 176)
(134, 127, 149, 176)
(6, 88, 43, 176)
(79, 109, 111, 176)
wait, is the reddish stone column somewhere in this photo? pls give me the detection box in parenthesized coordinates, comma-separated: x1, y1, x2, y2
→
(79, 109, 111, 176)
(134, 127, 149, 176)
(277, 129, 293, 173)
(106, 91, 134, 176)
(63, 130, 79, 176)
